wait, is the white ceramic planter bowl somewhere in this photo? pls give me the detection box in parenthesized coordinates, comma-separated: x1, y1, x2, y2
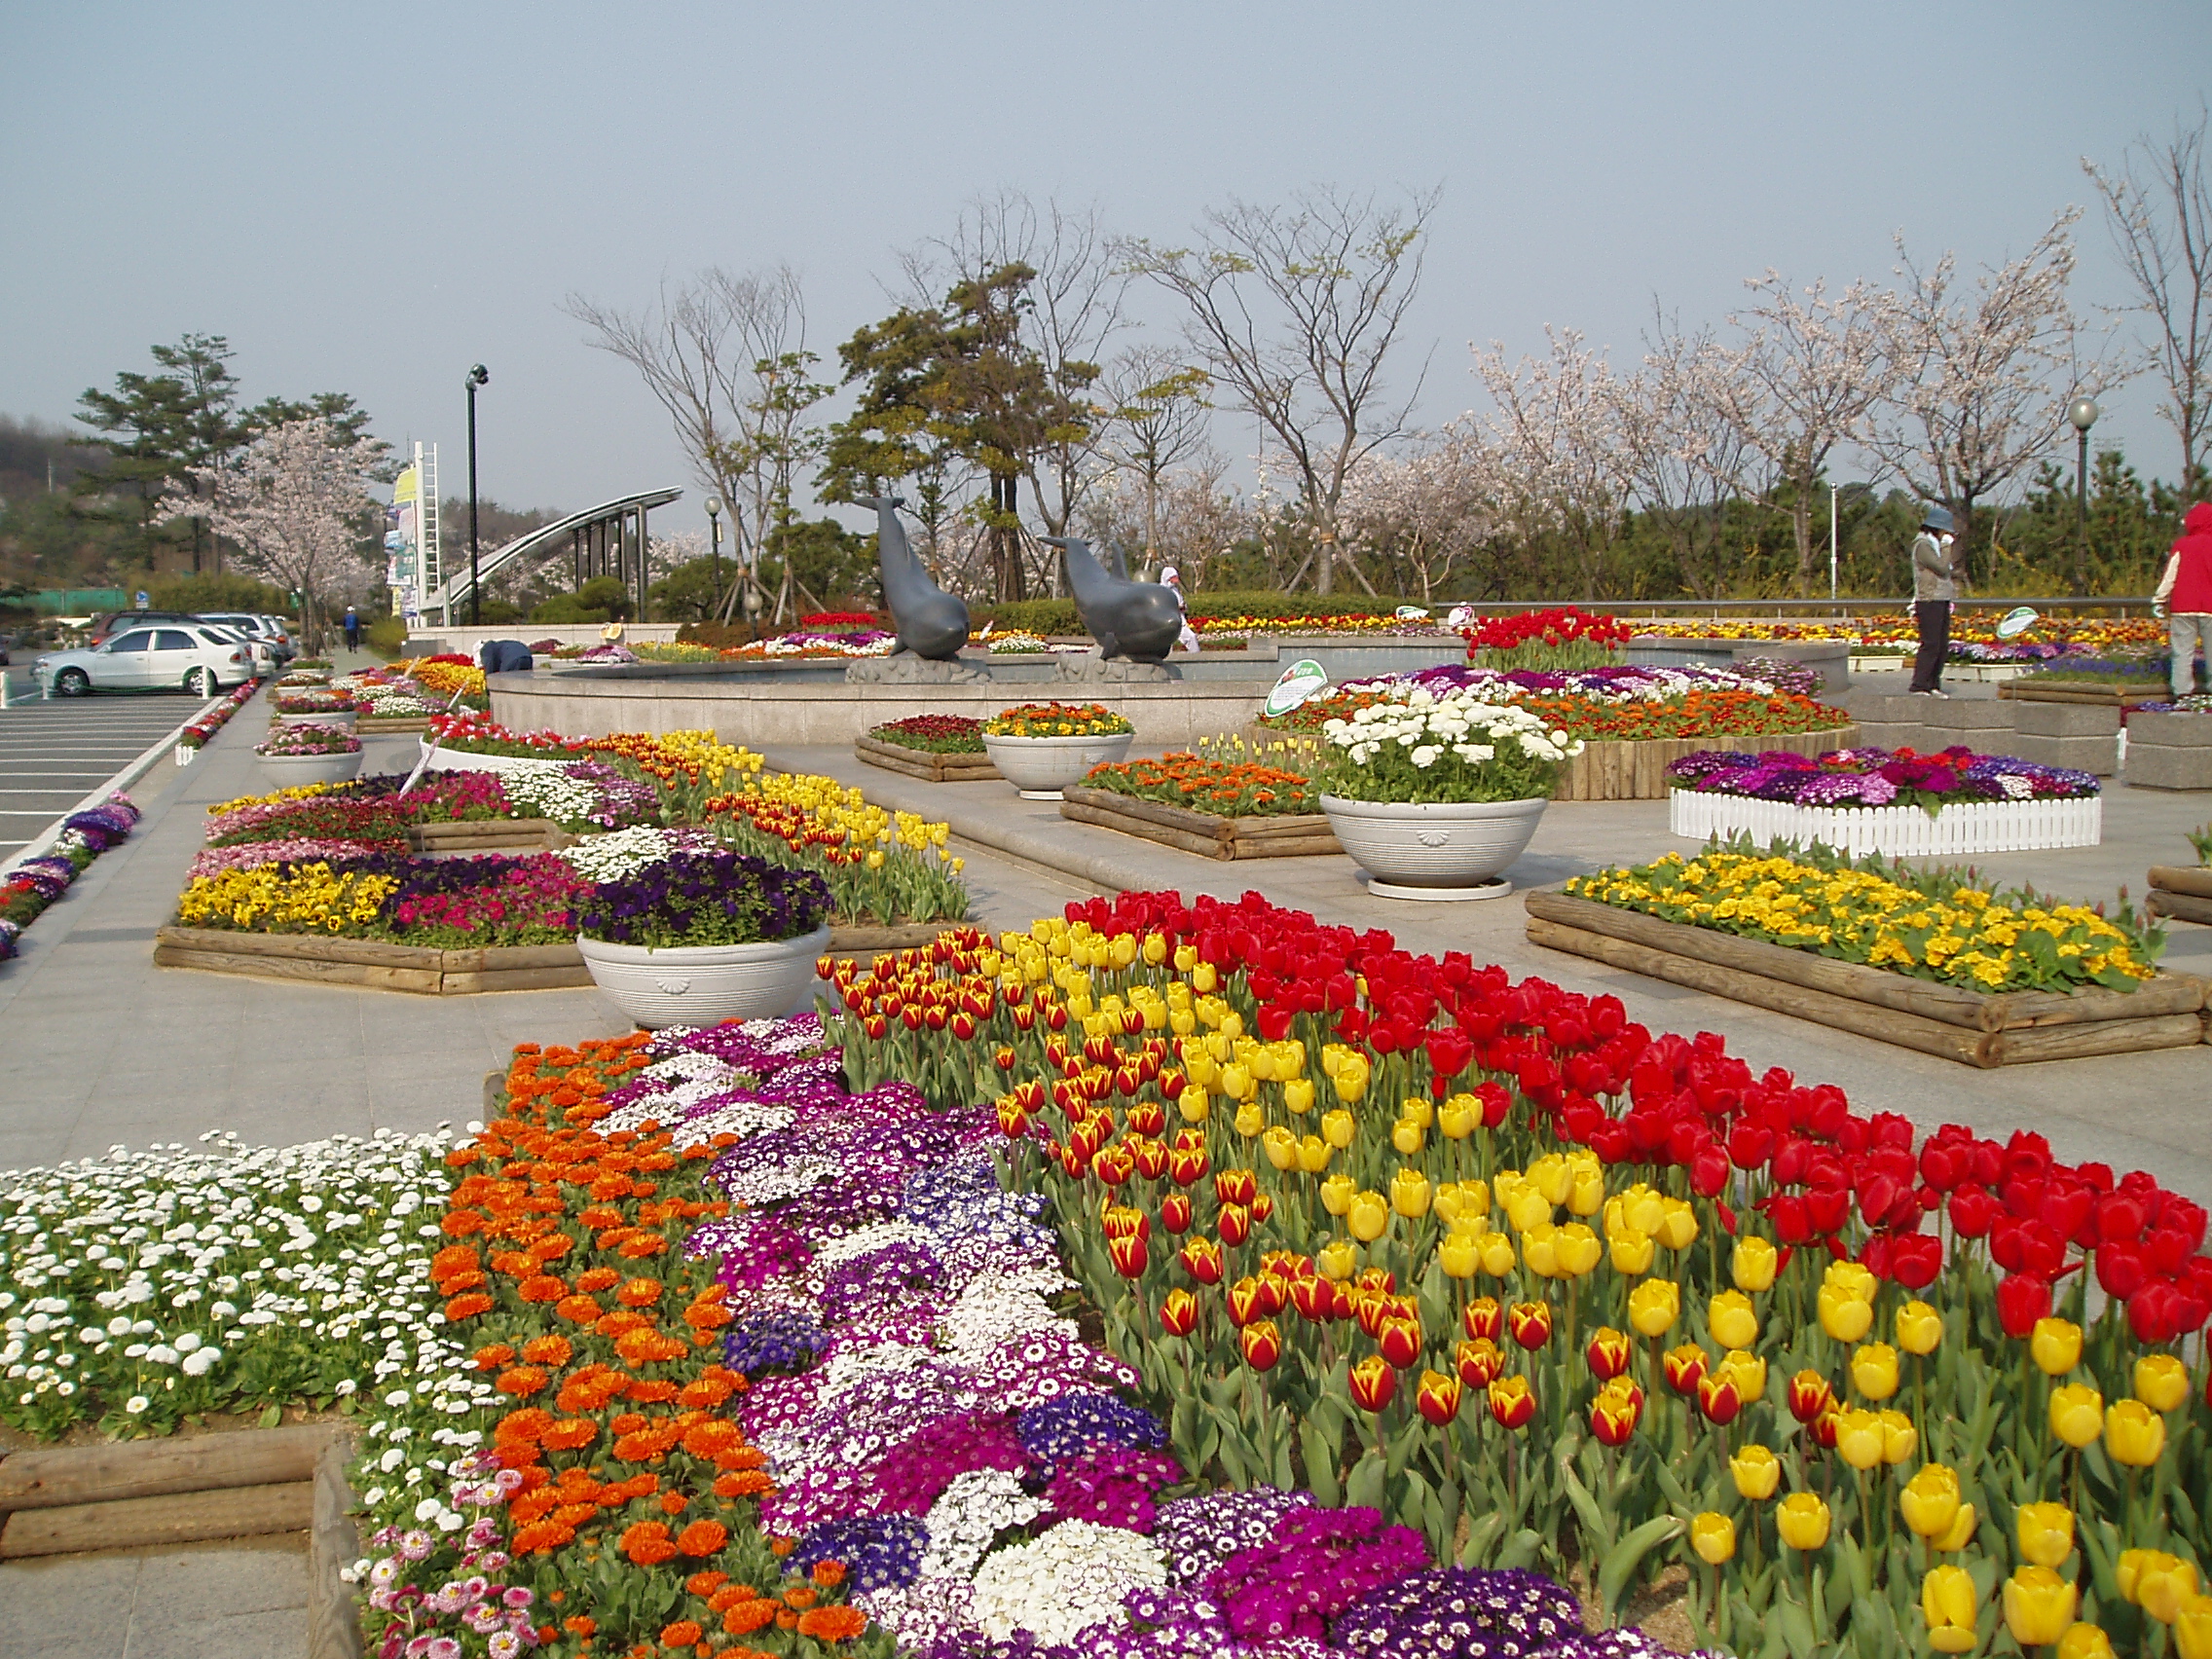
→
(275, 707, 357, 728)
(981, 731, 1136, 799)
(1317, 793, 1548, 898)
(577, 922, 833, 1029)
(252, 749, 366, 787)
(416, 737, 577, 779)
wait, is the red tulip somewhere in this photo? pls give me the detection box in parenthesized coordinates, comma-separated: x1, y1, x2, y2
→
(1698, 1370, 1742, 1425)
(1226, 1275, 1265, 1329)
(1379, 1314, 1423, 1370)
(1349, 1355, 1396, 1413)
(1252, 1193, 1275, 1224)
(1487, 1375, 1536, 1430)
(1108, 1234, 1148, 1279)
(1476, 1081, 1512, 1128)
(1215, 1168, 1257, 1207)
(1807, 1406, 1841, 1451)
(1995, 1272, 2052, 1339)
(1664, 1344, 1708, 1396)
(1290, 1275, 1337, 1323)
(1239, 1318, 1282, 1372)
(1127, 1100, 1165, 1136)
(1507, 1301, 1553, 1351)
(1463, 1297, 1503, 1343)
(1167, 1147, 1207, 1187)
(1949, 1183, 1999, 1238)
(1886, 1233, 1943, 1290)
(1159, 1288, 1198, 1338)
(1417, 1369, 1463, 1425)
(1787, 1371, 1834, 1424)
(1456, 1337, 1504, 1388)
(1217, 1202, 1251, 1247)
(1586, 1326, 1633, 1382)
(2127, 1278, 2185, 1345)
(1160, 1193, 1193, 1235)
(1180, 1237, 1225, 1286)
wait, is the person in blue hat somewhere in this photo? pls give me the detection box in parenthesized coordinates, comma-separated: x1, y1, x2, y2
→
(1908, 505, 1965, 697)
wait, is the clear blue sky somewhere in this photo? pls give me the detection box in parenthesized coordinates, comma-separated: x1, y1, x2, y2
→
(3, 1, 2206, 534)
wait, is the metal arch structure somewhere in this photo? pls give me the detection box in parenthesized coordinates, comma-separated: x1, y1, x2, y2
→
(424, 487, 682, 623)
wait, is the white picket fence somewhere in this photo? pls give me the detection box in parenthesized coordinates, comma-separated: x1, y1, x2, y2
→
(1669, 790, 2103, 855)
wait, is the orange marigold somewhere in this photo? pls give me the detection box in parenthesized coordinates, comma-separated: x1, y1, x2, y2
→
(510, 1520, 576, 1555)
(555, 1294, 605, 1322)
(720, 1601, 777, 1637)
(617, 1277, 664, 1307)
(517, 1274, 568, 1304)
(443, 1293, 495, 1321)
(575, 1266, 623, 1292)
(620, 1521, 679, 1566)
(472, 1344, 518, 1371)
(676, 1520, 727, 1557)
(795, 1606, 867, 1642)
(685, 1570, 729, 1597)
(659, 1621, 703, 1648)
(563, 1614, 597, 1637)
(714, 1470, 772, 1499)
(659, 1493, 688, 1516)
(782, 1587, 818, 1610)
(541, 1419, 598, 1452)
(810, 1562, 846, 1589)
(439, 1209, 487, 1236)
(496, 1365, 550, 1397)
(519, 1334, 574, 1367)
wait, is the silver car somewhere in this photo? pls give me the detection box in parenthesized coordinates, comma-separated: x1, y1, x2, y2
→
(36, 623, 257, 698)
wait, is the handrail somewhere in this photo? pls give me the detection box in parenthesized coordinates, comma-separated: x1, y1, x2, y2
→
(429, 487, 683, 609)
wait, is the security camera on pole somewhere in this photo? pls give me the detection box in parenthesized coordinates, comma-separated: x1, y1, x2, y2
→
(465, 365, 489, 626)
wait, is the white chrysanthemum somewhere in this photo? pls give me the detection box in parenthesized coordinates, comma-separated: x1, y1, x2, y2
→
(969, 1520, 1168, 1644)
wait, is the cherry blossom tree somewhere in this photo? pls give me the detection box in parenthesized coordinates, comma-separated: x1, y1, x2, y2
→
(164, 416, 386, 647)
(1124, 185, 1440, 595)
(1715, 273, 1892, 595)
(1866, 209, 2103, 569)
(2084, 106, 2212, 498)
(1614, 316, 1762, 599)
(1472, 328, 1630, 600)
(1340, 424, 1496, 602)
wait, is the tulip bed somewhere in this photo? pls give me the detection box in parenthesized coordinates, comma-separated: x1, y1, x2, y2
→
(1564, 843, 2161, 994)
(825, 889, 2212, 1657)
(1464, 608, 1636, 674)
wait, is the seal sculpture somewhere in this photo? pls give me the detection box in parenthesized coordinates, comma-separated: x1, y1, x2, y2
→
(861, 495, 968, 660)
(1044, 535, 1185, 663)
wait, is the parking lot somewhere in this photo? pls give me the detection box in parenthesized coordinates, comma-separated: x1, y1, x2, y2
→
(0, 687, 206, 861)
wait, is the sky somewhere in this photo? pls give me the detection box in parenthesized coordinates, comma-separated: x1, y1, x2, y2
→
(3, 1, 2207, 539)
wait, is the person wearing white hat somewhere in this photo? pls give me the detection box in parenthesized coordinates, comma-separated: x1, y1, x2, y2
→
(1160, 566, 1199, 653)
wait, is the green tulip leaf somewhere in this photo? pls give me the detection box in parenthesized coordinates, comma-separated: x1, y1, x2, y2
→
(1597, 1514, 1680, 1616)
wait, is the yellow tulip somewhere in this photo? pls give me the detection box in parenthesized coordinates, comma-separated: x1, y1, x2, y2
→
(1321, 1108, 1355, 1149)
(1392, 1118, 1425, 1156)
(1922, 1564, 1980, 1654)
(1437, 1094, 1477, 1139)
(1232, 1100, 1264, 1138)
(1690, 1511, 1736, 1566)
(1331, 1053, 1369, 1103)
(1316, 1238, 1357, 1281)
(1708, 1290, 1759, 1351)
(1439, 1234, 1479, 1279)
(1654, 1198, 1699, 1251)
(2124, 1550, 2199, 1623)
(1505, 1188, 1552, 1234)
(1730, 1443, 1781, 1501)
(1554, 1223, 1603, 1278)
(1178, 1084, 1211, 1124)
(1817, 1284, 1874, 1343)
(1825, 1259, 1878, 1305)
(2015, 1502, 2075, 1569)
(1834, 1408, 1885, 1471)
(2174, 1597, 2212, 1659)
(1851, 1342, 1900, 1401)
(1878, 1409, 1918, 1464)
(1396, 1093, 1431, 1129)
(1390, 1167, 1432, 1219)
(1609, 1228, 1655, 1275)
(1172, 942, 1198, 973)
(1433, 1179, 1490, 1226)
(2003, 1566, 2079, 1648)
(1933, 1502, 1978, 1553)
(1899, 1463, 1962, 1539)
(2137, 1353, 2191, 1414)
(1262, 1126, 1299, 1172)
(1776, 1491, 1831, 1551)
(1220, 1063, 1254, 1101)
(1731, 1235, 1779, 1293)
(2049, 1383, 2104, 1450)
(1346, 1191, 1390, 1243)
(2105, 1398, 2166, 1467)
(2031, 1317, 2084, 1377)
(1320, 1174, 1355, 1217)
(1282, 1078, 1315, 1115)
(1722, 1348, 1767, 1403)
(1522, 1224, 1560, 1279)
(1627, 1278, 1679, 1340)
(1295, 1135, 1332, 1174)
(1476, 1231, 1518, 1277)
(2057, 1621, 2119, 1659)
(1621, 1185, 1665, 1235)
(1896, 1299, 1943, 1356)
(1529, 1154, 1569, 1205)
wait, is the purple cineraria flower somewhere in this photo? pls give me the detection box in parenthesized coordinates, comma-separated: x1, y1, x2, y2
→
(789, 1514, 928, 1593)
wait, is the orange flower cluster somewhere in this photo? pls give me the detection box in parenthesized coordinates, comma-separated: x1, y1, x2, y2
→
(1082, 752, 1319, 818)
(411, 1034, 873, 1658)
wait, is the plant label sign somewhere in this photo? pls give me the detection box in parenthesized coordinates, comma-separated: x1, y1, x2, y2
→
(1264, 659, 1330, 718)
(1996, 607, 2040, 640)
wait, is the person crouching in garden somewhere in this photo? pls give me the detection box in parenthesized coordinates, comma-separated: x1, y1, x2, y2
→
(2153, 501, 2212, 701)
(1909, 506, 1966, 698)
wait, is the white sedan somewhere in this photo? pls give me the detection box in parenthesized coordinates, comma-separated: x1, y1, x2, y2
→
(35, 623, 259, 698)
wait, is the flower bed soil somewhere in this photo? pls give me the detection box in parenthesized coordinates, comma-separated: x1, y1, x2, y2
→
(1522, 890, 2208, 1066)
(2147, 865, 2212, 926)
(152, 919, 955, 996)
(1055, 783, 1343, 861)
(1555, 727, 1856, 801)
(853, 732, 1001, 783)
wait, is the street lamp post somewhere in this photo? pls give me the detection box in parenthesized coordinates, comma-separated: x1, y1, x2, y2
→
(705, 496, 723, 624)
(2068, 396, 2098, 596)
(465, 365, 489, 626)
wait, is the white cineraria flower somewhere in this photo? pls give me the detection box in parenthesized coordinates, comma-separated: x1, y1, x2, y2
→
(968, 1520, 1168, 1645)
(920, 1469, 1047, 1580)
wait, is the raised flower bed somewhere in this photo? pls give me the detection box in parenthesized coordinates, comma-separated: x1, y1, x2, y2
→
(0, 794, 139, 964)
(1060, 751, 1340, 861)
(253, 719, 365, 786)
(1538, 841, 2199, 1063)
(856, 715, 1002, 784)
(982, 702, 1136, 800)
(1666, 747, 2103, 856)
(174, 680, 259, 763)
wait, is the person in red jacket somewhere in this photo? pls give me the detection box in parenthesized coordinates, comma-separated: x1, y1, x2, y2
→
(2154, 500, 2212, 699)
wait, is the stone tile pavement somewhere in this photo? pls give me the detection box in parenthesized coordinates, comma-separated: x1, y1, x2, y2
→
(0, 1532, 310, 1659)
